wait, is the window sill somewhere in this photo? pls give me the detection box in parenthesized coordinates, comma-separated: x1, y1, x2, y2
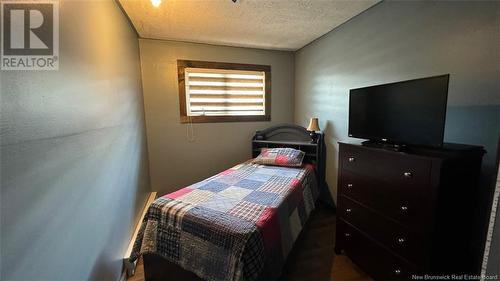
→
(180, 115, 271, 123)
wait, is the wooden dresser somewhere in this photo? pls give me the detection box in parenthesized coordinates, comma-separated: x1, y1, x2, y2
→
(335, 142, 485, 281)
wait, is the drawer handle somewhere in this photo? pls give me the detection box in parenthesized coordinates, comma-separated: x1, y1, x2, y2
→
(397, 237, 406, 245)
(346, 208, 352, 214)
(403, 172, 413, 178)
(347, 183, 353, 189)
(394, 269, 402, 275)
(348, 157, 356, 162)
(401, 205, 408, 212)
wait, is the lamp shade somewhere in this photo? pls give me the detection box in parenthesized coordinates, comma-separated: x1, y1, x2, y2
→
(307, 118, 320, 132)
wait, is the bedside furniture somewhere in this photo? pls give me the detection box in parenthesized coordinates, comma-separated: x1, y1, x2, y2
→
(335, 142, 485, 280)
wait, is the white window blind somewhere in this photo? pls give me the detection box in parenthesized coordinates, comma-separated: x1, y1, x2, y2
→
(184, 68, 266, 117)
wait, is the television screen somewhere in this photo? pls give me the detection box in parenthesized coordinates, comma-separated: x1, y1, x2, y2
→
(348, 74, 449, 147)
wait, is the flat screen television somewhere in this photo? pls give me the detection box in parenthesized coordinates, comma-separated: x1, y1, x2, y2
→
(348, 74, 449, 148)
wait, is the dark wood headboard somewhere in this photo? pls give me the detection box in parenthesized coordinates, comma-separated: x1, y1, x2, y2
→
(252, 124, 327, 197)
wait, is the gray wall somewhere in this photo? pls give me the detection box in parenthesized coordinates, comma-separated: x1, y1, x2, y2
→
(139, 39, 294, 195)
(0, 1, 150, 280)
(294, 0, 499, 275)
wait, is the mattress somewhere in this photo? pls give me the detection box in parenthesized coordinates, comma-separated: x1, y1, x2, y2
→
(131, 161, 319, 281)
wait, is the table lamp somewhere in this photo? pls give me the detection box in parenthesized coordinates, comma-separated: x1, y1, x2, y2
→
(307, 117, 320, 143)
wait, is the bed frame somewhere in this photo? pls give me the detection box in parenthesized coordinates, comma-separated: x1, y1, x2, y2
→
(252, 124, 327, 192)
(143, 124, 327, 281)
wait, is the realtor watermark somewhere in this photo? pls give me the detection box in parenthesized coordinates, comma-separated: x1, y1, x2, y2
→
(412, 274, 499, 280)
(1, 0, 59, 70)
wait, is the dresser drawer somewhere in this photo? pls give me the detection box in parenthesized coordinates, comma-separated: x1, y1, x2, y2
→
(340, 144, 432, 188)
(340, 170, 433, 229)
(338, 196, 429, 264)
(337, 219, 417, 281)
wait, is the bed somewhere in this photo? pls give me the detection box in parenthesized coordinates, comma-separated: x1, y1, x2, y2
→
(130, 124, 326, 281)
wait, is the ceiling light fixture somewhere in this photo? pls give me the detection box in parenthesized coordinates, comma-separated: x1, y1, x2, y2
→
(151, 0, 161, 8)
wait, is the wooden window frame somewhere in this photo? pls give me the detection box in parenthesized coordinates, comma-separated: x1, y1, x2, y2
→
(178, 60, 271, 123)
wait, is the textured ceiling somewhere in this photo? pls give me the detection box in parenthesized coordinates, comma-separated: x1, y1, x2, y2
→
(119, 0, 379, 51)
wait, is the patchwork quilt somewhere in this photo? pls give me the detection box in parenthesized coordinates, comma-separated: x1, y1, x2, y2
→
(131, 162, 318, 281)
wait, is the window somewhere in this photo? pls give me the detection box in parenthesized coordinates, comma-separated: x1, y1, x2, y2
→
(178, 60, 271, 123)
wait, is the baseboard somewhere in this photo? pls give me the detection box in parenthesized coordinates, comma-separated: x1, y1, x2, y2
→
(123, 191, 157, 278)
